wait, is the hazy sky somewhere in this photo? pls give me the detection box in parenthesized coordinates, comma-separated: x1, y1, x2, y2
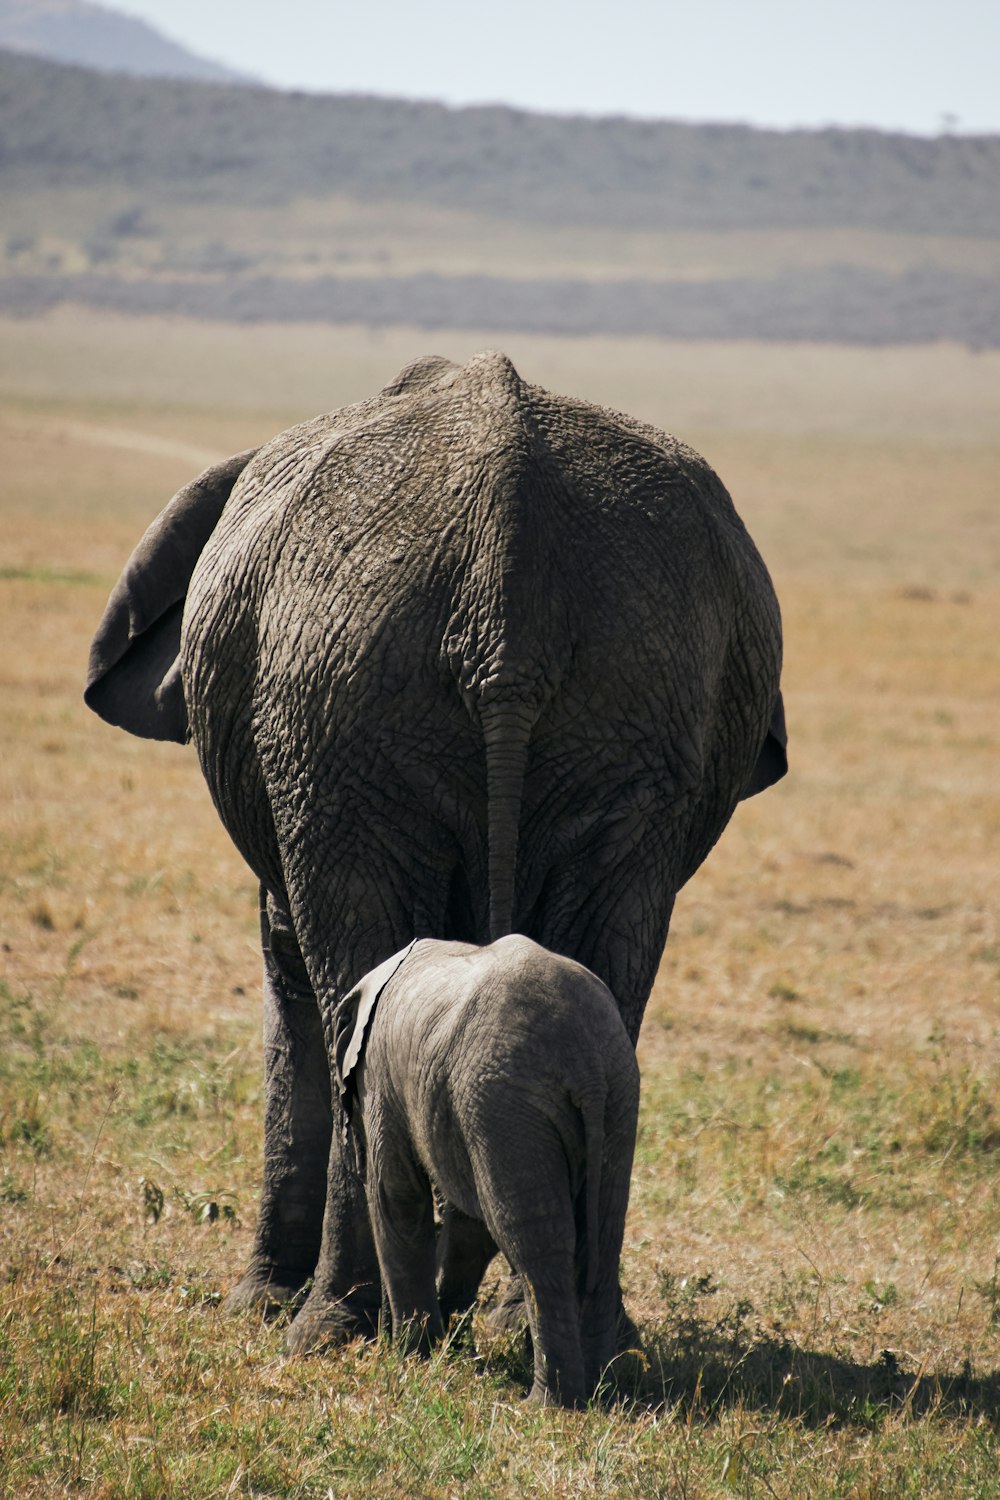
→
(107, 0, 997, 136)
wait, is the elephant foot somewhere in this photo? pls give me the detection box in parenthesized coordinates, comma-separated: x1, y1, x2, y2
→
(284, 1287, 380, 1355)
(616, 1301, 642, 1354)
(594, 1308, 646, 1401)
(525, 1378, 585, 1410)
(223, 1265, 312, 1320)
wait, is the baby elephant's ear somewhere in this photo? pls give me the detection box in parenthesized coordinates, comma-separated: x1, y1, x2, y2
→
(334, 942, 419, 1120)
(85, 449, 257, 742)
(742, 690, 788, 798)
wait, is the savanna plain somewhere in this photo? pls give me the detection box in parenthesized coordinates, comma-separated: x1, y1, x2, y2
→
(1, 312, 998, 1497)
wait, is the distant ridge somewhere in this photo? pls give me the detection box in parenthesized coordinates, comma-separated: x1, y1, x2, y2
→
(0, 0, 249, 84)
(1, 48, 998, 234)
(2, 48, 998, 345)
(4, 267, 997, 348)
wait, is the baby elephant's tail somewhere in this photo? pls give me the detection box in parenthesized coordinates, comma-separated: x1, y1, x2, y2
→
(577, 1049, 640, 1299)
(579, 1087, 606, 1299)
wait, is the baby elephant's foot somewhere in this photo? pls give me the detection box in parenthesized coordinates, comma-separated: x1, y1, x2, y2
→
(483, 1276, 529, 1335)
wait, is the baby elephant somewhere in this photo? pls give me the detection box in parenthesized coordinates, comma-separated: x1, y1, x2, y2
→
(334, 934, 640, 1407)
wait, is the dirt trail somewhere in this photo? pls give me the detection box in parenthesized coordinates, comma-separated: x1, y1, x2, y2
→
(59, 419, 221, 469)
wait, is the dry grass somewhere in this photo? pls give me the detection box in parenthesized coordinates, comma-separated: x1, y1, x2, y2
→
(1, 316, 998, 1495)
(9, 185, 1000, 285)
(4, 310, 1000, 443)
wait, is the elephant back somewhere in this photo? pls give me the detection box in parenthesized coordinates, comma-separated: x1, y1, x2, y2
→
(173, 352, 784, 968)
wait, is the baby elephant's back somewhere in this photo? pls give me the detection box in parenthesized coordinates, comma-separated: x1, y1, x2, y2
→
(444, 936, 641, 1136)
(451, 937, 639, 1229)
(370, 935, 639, 1163)
(376, 936, 639, 1241)
(476, 935, 634, 1077)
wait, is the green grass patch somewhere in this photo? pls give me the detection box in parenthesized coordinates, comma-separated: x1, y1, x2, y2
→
(0, 565, 106, 587)
(0, 1270, 997, 1498)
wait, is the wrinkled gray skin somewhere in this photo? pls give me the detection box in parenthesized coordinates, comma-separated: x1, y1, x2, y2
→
(85, 351, 786, 1353)
(338, 936, 640, 1409)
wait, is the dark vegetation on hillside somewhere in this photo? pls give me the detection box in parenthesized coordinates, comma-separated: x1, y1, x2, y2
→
(3, 48, 998, 233)
(4, 266, 998, 348)
(2, 48, 998, 343)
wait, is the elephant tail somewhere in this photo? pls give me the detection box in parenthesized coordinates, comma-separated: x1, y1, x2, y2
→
(479, 698, 535, 941)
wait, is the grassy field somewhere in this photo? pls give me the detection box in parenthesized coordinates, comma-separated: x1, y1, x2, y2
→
(9, 185, 1000, 285)
(1, 314, 998, 1496)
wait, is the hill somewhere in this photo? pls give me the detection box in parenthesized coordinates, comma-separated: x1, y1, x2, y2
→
(2, 48, 998, 233)
(0, 0, 247, 83)
(1, 48, 998, 344)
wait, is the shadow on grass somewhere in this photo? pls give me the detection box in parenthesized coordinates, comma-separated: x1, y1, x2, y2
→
(480, 1301, 1000, 1428)
(614, 1322, 1000, 1429)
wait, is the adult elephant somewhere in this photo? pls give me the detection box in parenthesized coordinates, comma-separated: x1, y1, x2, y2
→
(85, 351, 787, 1352)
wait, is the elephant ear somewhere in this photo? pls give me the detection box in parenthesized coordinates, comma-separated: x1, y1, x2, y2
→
(741, 690, 788, 798)
(84, 449, 257, 743)
(334, 941, 418, 1129)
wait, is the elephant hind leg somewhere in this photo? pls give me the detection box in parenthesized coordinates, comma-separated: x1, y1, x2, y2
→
(225, 886, 332, 1318)
(478, 1144, 587, 1407)
(436, 1206, 497, 1326)
(368, 1151, 444, 1355)
(444, 861, 480, 945)
(529, 843, 678, 1045)
(515, 1238, 587, 1409)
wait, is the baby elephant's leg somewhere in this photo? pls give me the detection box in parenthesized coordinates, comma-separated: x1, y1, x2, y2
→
(515, 1235, 587, 1408)
(472, 1135, 587, 1407)
(367, 1147, 443, 1355)
(436, 1206, 497, 1325)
